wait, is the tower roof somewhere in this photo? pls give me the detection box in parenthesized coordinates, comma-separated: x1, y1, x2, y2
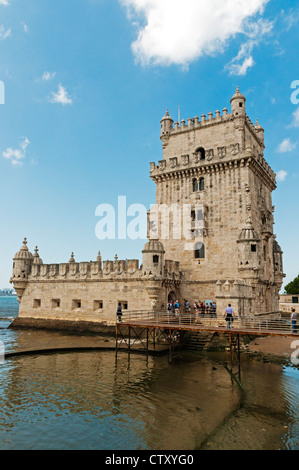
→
(142, 239, 165, 253)
(160, 109, 173, 122)
(33, 246, 43, 265)
(230, 86, 246, 103)
(14, 238, 33, 260)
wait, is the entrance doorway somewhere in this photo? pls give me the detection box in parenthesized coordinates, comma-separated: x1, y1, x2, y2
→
(168, 291, 176, 303)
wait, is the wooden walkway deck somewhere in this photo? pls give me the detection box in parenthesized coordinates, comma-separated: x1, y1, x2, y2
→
(115, 311, 298, 364)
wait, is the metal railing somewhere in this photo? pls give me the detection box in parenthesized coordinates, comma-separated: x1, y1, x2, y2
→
(119, 311, 297, 335)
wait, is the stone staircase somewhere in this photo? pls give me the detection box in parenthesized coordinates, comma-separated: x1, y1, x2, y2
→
(182, 331, 217, 351)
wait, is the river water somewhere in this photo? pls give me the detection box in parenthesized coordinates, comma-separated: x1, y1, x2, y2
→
(0, 297, 298, 450)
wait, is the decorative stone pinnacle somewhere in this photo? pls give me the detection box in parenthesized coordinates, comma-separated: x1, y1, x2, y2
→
(69, 252, 75, 263)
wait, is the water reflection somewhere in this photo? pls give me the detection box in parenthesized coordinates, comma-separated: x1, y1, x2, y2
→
(0, 350, 297, 450)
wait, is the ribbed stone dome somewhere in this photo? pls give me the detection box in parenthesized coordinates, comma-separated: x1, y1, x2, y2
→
(33, 246, 43, 265)
(238, 218, 258, 241)
(230, 86, 246, 103)
(14, 238, 33, 260)
(142, 239, 165, 253)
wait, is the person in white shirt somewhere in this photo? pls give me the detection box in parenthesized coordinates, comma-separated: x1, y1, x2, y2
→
(224, 304, 234, 330)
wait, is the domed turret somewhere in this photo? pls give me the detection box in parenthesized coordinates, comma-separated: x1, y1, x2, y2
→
(12, 238, 33, 279)
(142, 239, 165, 277)
(160, 109, 173, 148)
(255, 119, 265, 145)
(230, 86, 246, 117)
(237, 219, 260, 272)
(33, 246, 43, 265)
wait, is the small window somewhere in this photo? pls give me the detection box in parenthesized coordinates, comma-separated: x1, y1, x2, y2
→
(153, 255, 159, 264)
(192, 179, 198, 192)
(196, 147, 205, 161)
(94, 300, 103, 310)
(239, 102, 243, 107)
(72, 300, 81, 310)
(118, 301, 128, 310)
(251, 244, 257, 252)
(52, 299, 61, 309)
(191, 210, 196, 222)
(194, 242, 205, 259)
(292, 297, 299, 304)
(33, 299, 41, 308)
(199, 178, 205, 191)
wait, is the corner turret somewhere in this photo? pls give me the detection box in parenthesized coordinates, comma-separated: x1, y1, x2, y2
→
(142, 239, 165, 277)
(10, 238, 33, 301)
(230, 86, 246, 117)
(160, 109, 173, 148)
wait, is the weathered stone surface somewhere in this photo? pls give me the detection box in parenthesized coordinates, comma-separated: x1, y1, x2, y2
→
(10, 88, 284, 330)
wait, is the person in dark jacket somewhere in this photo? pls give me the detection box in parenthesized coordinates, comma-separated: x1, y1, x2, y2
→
(117, 303, 122, 323)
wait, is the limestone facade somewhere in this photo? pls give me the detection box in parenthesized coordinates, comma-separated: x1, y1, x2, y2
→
(10, 88, 285, 327)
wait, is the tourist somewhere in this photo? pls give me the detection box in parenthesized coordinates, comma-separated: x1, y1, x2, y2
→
(224, 304, 234, 330)
(193, 302, 197, 315)
(291, 308, 297, 333)
(167, 301, 173, 315)
(116, 302, 122, 323)
(212, 301, 217, 317)
(174, 300, 180, 316)
(200, 302, 205, 318)
(185, 300, 191, 313)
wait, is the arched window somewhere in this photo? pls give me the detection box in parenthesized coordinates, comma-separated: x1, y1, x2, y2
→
(194, 242, 205, 259)
(199, 177, 205, 191)
(192, 178, 198, 192)
(196, 147, 205, 161)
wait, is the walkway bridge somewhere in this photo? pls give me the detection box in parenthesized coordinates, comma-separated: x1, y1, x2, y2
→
(116, 311, 298, 364)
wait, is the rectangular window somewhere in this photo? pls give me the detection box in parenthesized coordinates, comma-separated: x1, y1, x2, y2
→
(251, 244, 257, 252)
(94, 300, 103, 310)
(72, 300, 81, 310)
(33, 299, 41, 308)
(292, 297, 299, 304)
(119, 301, 128, 310)
(52, 299, 61, 309)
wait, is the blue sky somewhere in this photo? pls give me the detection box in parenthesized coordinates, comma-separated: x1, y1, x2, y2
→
(0, 0, 298, 290)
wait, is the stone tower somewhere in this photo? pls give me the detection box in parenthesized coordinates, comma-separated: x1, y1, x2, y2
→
(149, 87, 284, 316)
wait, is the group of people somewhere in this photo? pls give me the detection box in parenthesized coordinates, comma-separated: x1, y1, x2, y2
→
(166, 299, 217, 317)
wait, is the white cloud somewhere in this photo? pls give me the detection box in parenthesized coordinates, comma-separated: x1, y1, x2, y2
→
(120, 0, 270, 67)
(50, 84, 72, 106)
(0, 24, 11, 40)
(42, 71, 56, 81)
(226, 18, 274, 75)
(277, 138, 297, 153)
(3, 137, 30, 166)
(276, 170, 288, 182)
(0, 0, 9, 6)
